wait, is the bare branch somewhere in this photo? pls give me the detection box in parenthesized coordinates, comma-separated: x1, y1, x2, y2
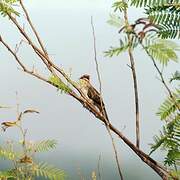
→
(19, 0, 48, 56)
(91, 16, 124, 180)
(121, 2, 141, 149)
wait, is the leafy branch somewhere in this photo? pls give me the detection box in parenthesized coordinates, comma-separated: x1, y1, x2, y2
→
(0, 104, 65, 180)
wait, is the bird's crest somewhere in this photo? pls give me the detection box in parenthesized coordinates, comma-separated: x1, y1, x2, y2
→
(79, 74, 90, 81)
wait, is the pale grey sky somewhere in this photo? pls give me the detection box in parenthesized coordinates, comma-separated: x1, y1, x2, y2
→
(26, 0, 111, 9)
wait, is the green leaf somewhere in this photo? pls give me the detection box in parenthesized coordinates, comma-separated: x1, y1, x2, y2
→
(146, 4, 180, 39)
(49, 75, 72, 94)
(112, 1, 128, 12)
(150, 88, 180, 167)
(0, 0, 20, 17)
(33, 140, 57, 153)
(107, 13, 124, 28)
(145, 39, 179, 66)
(105, 36, 138, 57)
(34, 162, 66, 180)
(170, 71, 180, 83)
(130, 0, 172, 7)
(156, 90, 180, 120)
(0, 170, 15, 179)
(0, 147, 16, 160)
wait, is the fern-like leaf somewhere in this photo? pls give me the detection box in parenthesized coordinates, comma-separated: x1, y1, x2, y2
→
(107, 13, 124, 28)
(130, 0, 172, 8)
(104, 36, 138, 57)
(34, 162, 65, 180)
(33, 140, 57, 153)
(150, 88, 180, 166)
(170, 71, 180, 82)
(0, 147, 16, 160)
(112, 1, 128, 12)
(146, 4, 180, 39)
(0, 0, 20, 17)
(145, 39, 179, 66)
(156, 90, 180, 120)
(150, 116, 180, 154)
(0, 170, 15, 179)
(130, 0, 180, 38)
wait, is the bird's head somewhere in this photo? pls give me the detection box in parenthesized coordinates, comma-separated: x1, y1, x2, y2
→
(79, 74, 90, 81)
(79, 74, 90, 88)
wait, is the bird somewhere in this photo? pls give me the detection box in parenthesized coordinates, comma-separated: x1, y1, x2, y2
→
(79, 74, 109, 121)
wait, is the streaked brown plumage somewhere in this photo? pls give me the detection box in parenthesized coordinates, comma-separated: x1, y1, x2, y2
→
(79, 74, 108, 121)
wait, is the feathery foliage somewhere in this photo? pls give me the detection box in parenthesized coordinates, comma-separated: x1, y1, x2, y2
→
(156, 90, 180, 120)
(0, 147, 16, 160)
(150, 89, 180, 166)
(0, 0, 19, 17)
(0, 170, 15, 179)
(0, 105, 66, 180)
(112, 1, 128, 12)
(107, 14, 124, 28)
(49, 75, 72, 94)
(105, 36, 138, 57)
(144, 38, 179, 66)
(32, 140, 57, 153)
(130, 0, 180, 38)
(34, 162, 65, 180)
(146, 4, 180, 39)
(170, 71, 180, 82)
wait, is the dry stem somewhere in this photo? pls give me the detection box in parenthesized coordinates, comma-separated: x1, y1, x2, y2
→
(91, 16, 124, 180)
(122, 4, 141, 148)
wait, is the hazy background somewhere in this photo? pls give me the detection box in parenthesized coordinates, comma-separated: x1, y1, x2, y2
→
(0, 1, 179, 179)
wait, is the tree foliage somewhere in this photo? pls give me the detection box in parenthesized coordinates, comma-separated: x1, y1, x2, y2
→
(49, 75, 72, 94)
(144, 39, 179, 66)
(32, 140, 58, 153)
(34, 162, 65, 180)
(150, 89, 180, 167)
(0, 107, 65, 180)
(0, 0, 19, 17)
(130, 0, 180, 38)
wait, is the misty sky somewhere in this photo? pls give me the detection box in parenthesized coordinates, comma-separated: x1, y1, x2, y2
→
(26, 0, 111, 9)
(0, 1, 179, 180)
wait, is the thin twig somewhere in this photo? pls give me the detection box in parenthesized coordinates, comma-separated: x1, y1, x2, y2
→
(121, 4, 140, 148)
(97, 154, 102, 180)
(19, 0, 48, 56)
(91, 16, 124, 180)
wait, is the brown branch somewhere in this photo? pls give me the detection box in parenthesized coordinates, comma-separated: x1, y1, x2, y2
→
(128, 35, 140, 148)
(91, 16, 124, 180)
(19, 0, 48, 56)
(7, 13, 86, 99)
(121, 5, 141, 148)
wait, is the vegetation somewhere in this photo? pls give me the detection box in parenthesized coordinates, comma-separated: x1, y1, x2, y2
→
(0, 0, 179, 179)
(0, 106, 65, 180)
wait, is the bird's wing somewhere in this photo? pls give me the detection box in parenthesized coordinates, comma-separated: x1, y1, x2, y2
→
(87, 85, 109, 122)
(87, 86, 102, 105)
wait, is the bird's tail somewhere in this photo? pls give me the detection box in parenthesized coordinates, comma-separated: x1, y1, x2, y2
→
(97, 102, 109, 123)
